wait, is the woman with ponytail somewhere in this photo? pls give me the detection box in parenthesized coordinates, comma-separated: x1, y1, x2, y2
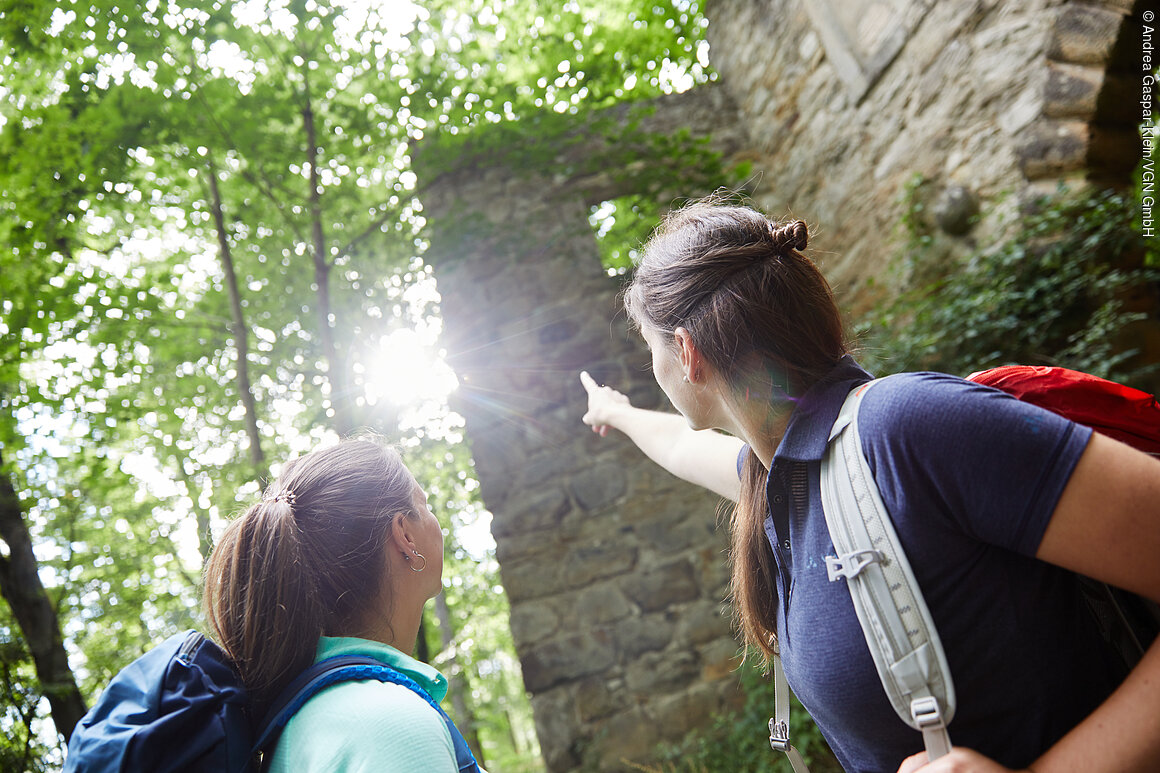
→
(580, 198, 1160, 772)
(202, 438, 460, 772)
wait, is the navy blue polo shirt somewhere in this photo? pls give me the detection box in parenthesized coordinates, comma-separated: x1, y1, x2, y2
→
(747, 357, 1125, 772)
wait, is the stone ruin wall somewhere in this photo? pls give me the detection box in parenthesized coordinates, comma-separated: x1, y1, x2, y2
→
(709, 0, 1143, 312)
(418, 2, 1147, 771)
(419, 87, 752, 773)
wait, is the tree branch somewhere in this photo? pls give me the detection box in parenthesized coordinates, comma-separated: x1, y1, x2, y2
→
(204, 157, 268, 481)
(301, 61, 353, 434)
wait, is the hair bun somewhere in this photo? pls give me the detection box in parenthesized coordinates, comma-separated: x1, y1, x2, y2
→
(770, 220, 808, 251)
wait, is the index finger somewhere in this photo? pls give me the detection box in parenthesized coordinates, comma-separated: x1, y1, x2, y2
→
(580, 370, 599, 394)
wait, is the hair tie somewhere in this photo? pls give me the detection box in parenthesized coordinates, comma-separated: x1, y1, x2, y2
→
(769, 220, 808, 252)
(262, 489, 297, 507)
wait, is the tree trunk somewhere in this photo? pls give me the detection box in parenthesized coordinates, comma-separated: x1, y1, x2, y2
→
(205, 159, 267, 481)
(0, 454, 87, 743)
(301, 73, 353, 435)
(434, 592, 485, 766)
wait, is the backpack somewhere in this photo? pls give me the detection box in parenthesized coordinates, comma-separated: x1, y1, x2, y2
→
(63, 629, 482, 773)
(767, 371, 1160, 772)
(967, 365, 1160, 455)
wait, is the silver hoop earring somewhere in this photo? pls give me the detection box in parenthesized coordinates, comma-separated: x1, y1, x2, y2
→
(410, 550, 427, 573)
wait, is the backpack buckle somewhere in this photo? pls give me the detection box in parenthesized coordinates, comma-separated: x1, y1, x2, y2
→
(768, 718, 790, 752)
(825, 549, 885, 582)
(910, 696, 945, 730)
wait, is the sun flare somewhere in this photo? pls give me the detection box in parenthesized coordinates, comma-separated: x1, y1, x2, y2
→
(364, 328, 458, 408)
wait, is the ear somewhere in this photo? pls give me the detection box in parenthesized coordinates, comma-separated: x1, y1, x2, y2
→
(388, 512, 419, 559)
(673, 327, 703, 383)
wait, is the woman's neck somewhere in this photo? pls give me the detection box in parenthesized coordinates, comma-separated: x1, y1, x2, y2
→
(358, 595, 424, 656)
(719, 393, 794, 470)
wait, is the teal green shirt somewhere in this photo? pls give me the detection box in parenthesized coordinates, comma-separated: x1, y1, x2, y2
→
(268, 637, 456, 773)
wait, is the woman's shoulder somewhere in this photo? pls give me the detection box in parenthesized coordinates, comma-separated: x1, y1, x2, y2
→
(859, 371, 996, 427)
(870, 370, 981, 399)
(856, 369, 1078, 457)
(271, 679, 456, 773)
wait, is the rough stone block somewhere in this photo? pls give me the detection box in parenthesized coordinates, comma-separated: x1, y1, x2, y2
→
(508, 599, 561, 648)
(496, 489, 573, 538)
(491, 489, 571, 540)
(916, 39, 972, 114)
(568, 462, 628, 511)
(501, 555, 564, 603)
(692, 542, 733, 599)
(622, 559, 701, 613)
(593, 707, 660, 769)
(575, 676, 622, 723)
(647, 681, 733, 739)
(998, 84, 1045, 137)
(1016, 119, 1090, 179)
(521, 629, 616, 692)
(521, 451, 582, 490)
(1048, 4, 1121, 65)
(676, 599, 735, 646)
(1095, 0, 1133, 13)
(575, 582, 635, 625)
(613, 613, 678, 660)
(461, 414, 525, 466)
(1044, 61, 1104, 119)
(625, 648, 700, 694)
(628, 506, 720, 553)
(558, 540, 639, 590)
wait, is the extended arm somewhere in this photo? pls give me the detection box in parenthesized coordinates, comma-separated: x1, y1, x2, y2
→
(580, 371, 742, 501)
(1027, 432, 1160, 772)
(901, 432, 1160, 773)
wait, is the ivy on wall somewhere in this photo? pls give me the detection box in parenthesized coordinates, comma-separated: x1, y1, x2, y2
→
(856, 184, 1159, 388)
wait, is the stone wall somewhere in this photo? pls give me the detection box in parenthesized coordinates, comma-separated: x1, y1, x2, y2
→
(418, 89, 749, 770)
(708, 0, 1143, 310)
(417, 2, 1147, 771)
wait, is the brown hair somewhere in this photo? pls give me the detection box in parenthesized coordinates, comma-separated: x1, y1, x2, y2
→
(625, 198, 846, 660)
(202, 438, 417, 713)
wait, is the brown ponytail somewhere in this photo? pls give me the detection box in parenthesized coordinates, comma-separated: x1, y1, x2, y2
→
(625, 197, 847, 662)
(733, 450, 780, 660)
(202, 439, 417, 714)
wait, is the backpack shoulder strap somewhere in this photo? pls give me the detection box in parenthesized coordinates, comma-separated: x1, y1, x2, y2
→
(820, 378, 956, 761)
(768, 654, 811, 773)
(254, 657, 481, 773)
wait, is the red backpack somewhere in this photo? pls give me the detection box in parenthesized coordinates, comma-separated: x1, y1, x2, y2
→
(967, 365, 1160, 455)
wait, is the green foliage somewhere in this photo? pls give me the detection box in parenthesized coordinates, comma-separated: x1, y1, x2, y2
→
(405, 0, 711, 131)
(857, 185, 1159, 385)
(634, 657, 840, 773)
(590, 195, 666, 274)
(0, 0, 717, 768)
(0, 624, 53, 773)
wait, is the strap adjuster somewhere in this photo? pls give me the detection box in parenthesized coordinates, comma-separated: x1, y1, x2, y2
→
(768, 718, 790, 752)
(825, 549, 885, 582)
(910, 696, 945, 730)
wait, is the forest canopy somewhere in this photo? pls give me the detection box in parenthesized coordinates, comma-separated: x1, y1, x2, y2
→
(0, 0, 709, 769)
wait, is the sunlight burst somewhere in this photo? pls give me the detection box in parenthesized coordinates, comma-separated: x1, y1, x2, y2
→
(365, 328, 458, 407)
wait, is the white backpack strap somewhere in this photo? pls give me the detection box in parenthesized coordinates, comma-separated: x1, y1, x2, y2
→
(769, 654, 811, 773)
(821, 379, 956, 762)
